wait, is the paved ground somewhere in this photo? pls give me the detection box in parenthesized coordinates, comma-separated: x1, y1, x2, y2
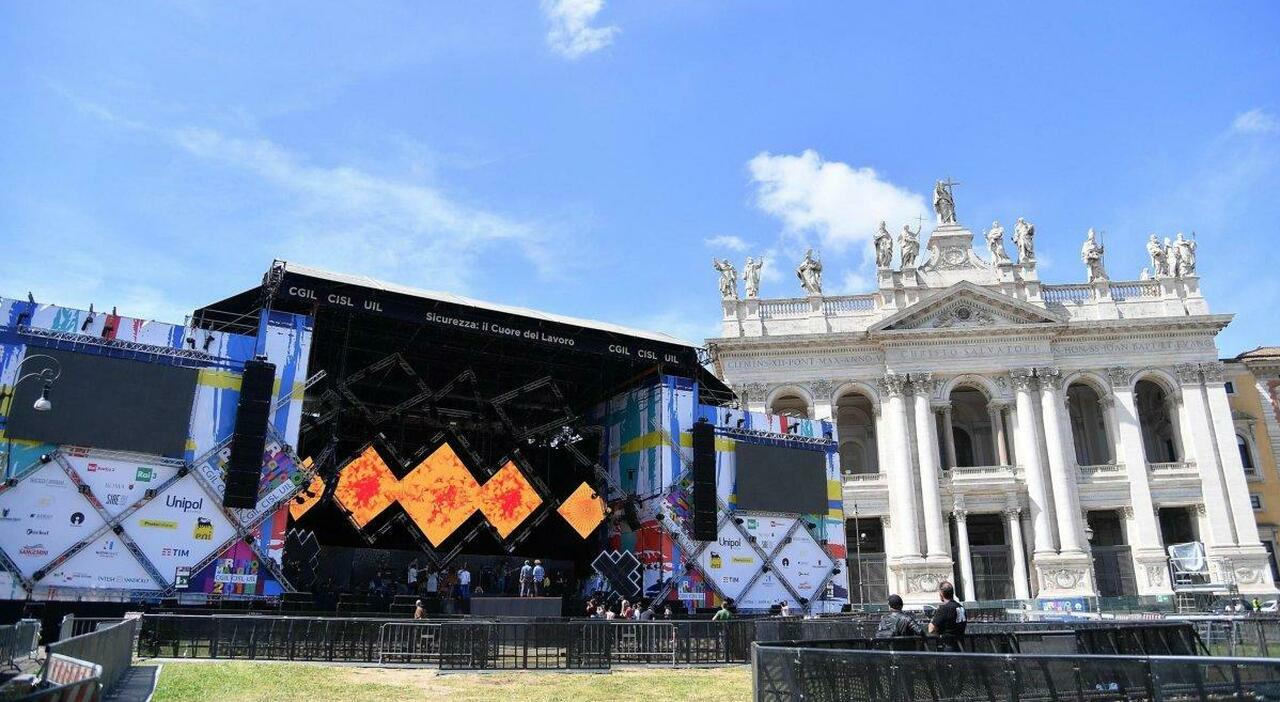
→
(105, 663, 161, 702)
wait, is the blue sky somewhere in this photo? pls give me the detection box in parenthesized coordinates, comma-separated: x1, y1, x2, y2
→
(1, 2, 1278, 354)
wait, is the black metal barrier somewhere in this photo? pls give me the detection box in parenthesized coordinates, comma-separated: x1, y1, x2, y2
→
(753, 645, 1280, 702)
(135, 614, 1207, 670)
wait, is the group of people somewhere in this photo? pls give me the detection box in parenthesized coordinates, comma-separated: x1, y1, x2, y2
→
(874, 581, 968, 652)
(584, 596, 677, 620)
(390, 557, 568, 600)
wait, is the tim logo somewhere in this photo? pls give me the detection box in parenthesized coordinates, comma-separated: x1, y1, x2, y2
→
(161, 547, 191, 558)
(165, 495, 203, 513)
(193, 518, 214, 541)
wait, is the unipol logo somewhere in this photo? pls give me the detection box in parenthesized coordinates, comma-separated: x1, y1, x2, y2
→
(166, 495, 204, 513)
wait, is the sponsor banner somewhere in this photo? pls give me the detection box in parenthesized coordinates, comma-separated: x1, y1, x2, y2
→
(0, 463, 106, 576)
(123, 475, 235, 584)
(694, 526, 759, 601)
(62, 455, 178, 518)
(44, 533, 159, 590)
(772, 529, 831, 601)
(740, 515, 797, 554)
(195, 440, 307, 525)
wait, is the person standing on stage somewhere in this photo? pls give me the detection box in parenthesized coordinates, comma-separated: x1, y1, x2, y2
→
(531, 560, 546, 596)
(425, 567, 439, 598)
(519, 560, 534, 597)
(457, 563, 472, 600)
(407, 559, 419, 594)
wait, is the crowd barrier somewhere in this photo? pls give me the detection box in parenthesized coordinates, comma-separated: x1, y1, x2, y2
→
(10, 654, 102, 702)
(1, 619, 40, 668)
(57, 616, 126, 642)
(46, 617, 140, 695)
(752, 645, 1280, 702)
(135, 613, 1211, 670)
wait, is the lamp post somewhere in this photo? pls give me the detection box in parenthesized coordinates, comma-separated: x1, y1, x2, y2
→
(1, 354, 61, 479)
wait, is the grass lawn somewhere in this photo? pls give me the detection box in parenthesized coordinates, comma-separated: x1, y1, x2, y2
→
(150, 660, 753, 702)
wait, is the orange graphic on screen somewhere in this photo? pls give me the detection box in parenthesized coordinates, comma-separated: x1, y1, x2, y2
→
(398, 444, 482, 547)
(558, 482, 606, 539)
(290, 468, 325, 521)
(333, 447, 398, 527)
(478, 461, 542, 539)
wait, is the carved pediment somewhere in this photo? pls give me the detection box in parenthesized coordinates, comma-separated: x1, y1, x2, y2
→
(870, 281, 1064, 332)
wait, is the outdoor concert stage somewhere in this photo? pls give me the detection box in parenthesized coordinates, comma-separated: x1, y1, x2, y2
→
(1, 259, 851, 615)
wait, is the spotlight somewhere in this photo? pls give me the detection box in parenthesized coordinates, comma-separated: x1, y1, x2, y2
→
(186, 336, 196, 349)
(27, 292, 34, 304)
(33, 384, 52, 412)
(39, 454, 52, 464)
(736, 419, 745, 428)
(113, 524, 124, 535)
(78, 484, 91, 495)
(203, 333, 215, 351)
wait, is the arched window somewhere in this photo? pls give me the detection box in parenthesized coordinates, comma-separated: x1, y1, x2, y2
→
(1135, 379, 1179, 463)
(835, 391, 878, 474)
(1239, 434, 1257, 475)
(947, 386, 994, 467)
(770, 393, 810, 418)
(1067, 382, 1112, 466)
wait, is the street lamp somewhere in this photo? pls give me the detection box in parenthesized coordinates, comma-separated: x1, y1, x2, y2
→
(2, 354, 61, 478)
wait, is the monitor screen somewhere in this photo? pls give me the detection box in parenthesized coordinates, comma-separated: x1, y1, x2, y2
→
(6, 349, 198, 458)
(734, 441, 827, 514)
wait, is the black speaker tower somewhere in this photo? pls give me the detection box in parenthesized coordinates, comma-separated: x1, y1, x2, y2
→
(691, 418, 717, 540)
(223, 358, 276, 509)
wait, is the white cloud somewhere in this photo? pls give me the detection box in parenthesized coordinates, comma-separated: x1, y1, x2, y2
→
(836, 271, 872, 295)
(1232, 108, 1280, 136)
(167, 127, 551, 292)
(747, 150, 929, 254)
(704, 234, 748, 252)
(541, 0, 619, 59)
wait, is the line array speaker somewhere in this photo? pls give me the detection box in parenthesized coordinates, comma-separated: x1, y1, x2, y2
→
(691, 418, 717, 541)
(223, 358, 276, 509)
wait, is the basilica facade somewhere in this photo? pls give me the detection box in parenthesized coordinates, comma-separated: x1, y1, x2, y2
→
(707, 190, 1276, 604)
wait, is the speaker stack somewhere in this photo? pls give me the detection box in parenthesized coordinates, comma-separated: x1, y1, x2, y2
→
(691, 418, 717, 541)
(223, 358, 276, 509)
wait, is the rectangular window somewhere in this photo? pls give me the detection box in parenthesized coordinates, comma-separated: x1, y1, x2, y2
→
(1225, 381, 1236, 395)
(1251, 494, 1263, 511)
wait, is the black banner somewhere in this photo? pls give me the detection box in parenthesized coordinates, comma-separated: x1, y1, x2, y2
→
(275, 271, 700, 370)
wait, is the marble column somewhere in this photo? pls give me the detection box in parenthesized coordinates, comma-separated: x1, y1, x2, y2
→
(941, 405, 958, 469)
(990, 403, 1010, 466)
(882, 373, 921, 557)
(912, 374, 948, 558)
(1108, 369, 1174, 595)
(1011, 369, 1057, 556)
(953, 508, 976, 601)
(1037, 368, 1087, 555)
(1200, 362, 1264, 545)
(1174, 364, 1237, 547)
(1006, 508, 1031, 600)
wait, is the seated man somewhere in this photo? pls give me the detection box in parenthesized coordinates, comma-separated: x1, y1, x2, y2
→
(874, 594, 924, 649)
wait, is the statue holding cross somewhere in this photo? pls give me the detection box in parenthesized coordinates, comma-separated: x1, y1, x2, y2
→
(933, 178, 959, 225)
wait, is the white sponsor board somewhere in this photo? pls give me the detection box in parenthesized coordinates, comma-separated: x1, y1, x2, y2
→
(44, 533, 160, 590)
(772, 527, 831, 601)
(63, 454, 177, 518)
(740, 514, 797, 554)
(122, 475, 235, 584)
(695, 525, 758, 601)
(0, 463, 105, 576)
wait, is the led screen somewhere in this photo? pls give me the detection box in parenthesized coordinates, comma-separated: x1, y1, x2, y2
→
(397, 443, 481, 546)
(734, 442, 827, 514)
(558, 481, 607, 539)
(6, 349, 197, 457)
(332, 446, 398, 527)
(477, 461, 541, 539)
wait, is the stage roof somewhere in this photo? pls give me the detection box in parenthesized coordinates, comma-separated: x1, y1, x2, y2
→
(195, 260, 730, 397)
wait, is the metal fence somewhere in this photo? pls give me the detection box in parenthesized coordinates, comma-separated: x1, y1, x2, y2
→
(58, 615, 126, 641)
(753, 645, 1280, 702)
(46, 616, 140, 695)
(0, 619, 40, 668)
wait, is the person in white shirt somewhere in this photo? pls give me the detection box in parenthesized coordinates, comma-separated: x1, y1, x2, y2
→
(457, 564, 472, 600)
(407, 559, 419, 593)
(425, 568, 439, 596)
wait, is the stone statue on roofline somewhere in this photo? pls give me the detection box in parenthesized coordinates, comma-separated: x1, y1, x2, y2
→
(797, 248, 823, 295)
(743, 257, 763, 299)
(986, 220, 1011, 264)
(713, 258, 738, 300)
(899, 223, 921, 269)
(1164, 237, 1179, 279)
(1013, 217, 1035, 263)
(1147, 234, 1168, 277)
(1175, 232, 1196, 276)
(933, 179, 957, 225)
(1081, 228, 1107, 283)
(874, 221, 894, 269)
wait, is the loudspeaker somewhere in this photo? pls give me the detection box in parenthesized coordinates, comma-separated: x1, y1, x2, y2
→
(223, 358, 276, 509)
(691, 418, 717, 540)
